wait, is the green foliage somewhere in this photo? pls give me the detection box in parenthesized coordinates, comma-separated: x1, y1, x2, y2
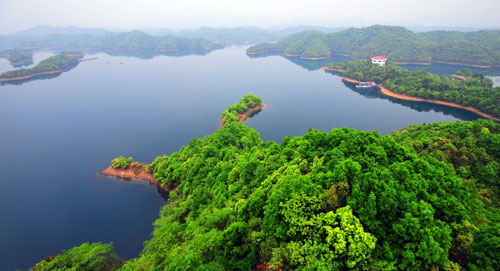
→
(221, 94, 262, 126)
(0, 48, 33, 64)
(111, 156, 134, 169)
(31, 242, 122, 271)
(0, 54, 80, 79)
(118, 120, 490, 270)
(248, 25, 500, 65)
(327, 60, 500, 118)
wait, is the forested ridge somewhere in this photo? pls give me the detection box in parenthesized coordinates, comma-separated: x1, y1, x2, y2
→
(247, 25, 500, 66)
(326, 60, 500, 119)
(0, 30, 222, 52)
(0, 53, 83, 80)
(33, 116, 500, 270)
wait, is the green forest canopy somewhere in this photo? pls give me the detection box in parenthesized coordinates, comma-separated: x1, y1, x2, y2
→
(35, 117, 500, 271)
(247, 25, 500, 66)
(327, 60, 500, 119)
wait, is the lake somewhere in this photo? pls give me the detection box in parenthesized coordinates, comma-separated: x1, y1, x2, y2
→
(0, 45, 492, 270)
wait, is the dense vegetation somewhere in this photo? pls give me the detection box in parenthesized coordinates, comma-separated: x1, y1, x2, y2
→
(0, 53, 82, 79)
(111, 156, 135, 169)
(31, 242, 123, 271)
(0, 48, 33, 66)
(221, 94, 263, 126)
(248, 25, 500, 66)
(33, 116, 500, 270)
(327, 60, 500, 118)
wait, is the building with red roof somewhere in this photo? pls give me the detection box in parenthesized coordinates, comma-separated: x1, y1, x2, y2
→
(371, 56, 387, 66)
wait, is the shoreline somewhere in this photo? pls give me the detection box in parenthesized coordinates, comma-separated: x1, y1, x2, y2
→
(0, 58, 96, 83)
(100, 164, 168, 192)
(238, 103, 266, 122)
(301, 56, 330, 60)
(431, 60, 492, 68)
(0, 70, 62, 83)
(321, 66, 345, 72)
(220, 103, 266, 128)
(246, 49, 284, 55)
(341, 76, 500, 122)
(451, 74, 469, 80)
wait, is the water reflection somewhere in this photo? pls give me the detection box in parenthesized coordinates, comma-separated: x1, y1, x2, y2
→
(334, 73, 480, 121)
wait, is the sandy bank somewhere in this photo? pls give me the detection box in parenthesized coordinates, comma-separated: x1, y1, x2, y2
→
(340, 77, 500, 121)
(321, 67, 345, 72)
(301, 56, 330, 60)
(238, 103, 266, 122)
(393, 61, 432, 65)
(378, 85, 500, 121)
(100, 164, 168, 191)
(0, 70, 62, 82)
(220, 103, 266, 128)
(451, 74, 469, 80)
(246, 49, 284, 55)
(431, 60, 492, 68)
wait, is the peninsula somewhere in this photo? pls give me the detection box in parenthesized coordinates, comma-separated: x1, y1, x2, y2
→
(324, 60, 500, 121)
(0, 52, 84, 83)
(220, 94, 264, 127)
(100, 94, 264, 187)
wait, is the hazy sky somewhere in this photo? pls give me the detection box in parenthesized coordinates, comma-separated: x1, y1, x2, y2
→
(1, 0, 499, 34)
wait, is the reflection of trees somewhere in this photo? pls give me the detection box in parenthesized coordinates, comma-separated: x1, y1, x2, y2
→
(0, 62, 78, 86)
(331, 73, 480, 121)
(88, 48, 221, 59)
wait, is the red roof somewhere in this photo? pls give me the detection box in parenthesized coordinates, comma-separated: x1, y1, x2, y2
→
(372, 56, 387, 60)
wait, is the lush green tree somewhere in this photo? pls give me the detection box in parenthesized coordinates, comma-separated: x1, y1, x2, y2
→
(32, 242, 122, 271)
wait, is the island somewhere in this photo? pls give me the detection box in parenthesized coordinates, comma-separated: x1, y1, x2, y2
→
(247, 25, 500, 67)
(0, 52, 84, 83)
(221, 94, 264, 126)
(324, 60, 500, 121)
(0, 49, 33, 67)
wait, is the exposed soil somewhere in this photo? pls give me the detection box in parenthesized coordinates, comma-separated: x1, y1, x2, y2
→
(451, 74, 469, 80)
(100, 164, 169, 191)
(220, 103, 266, 128)
(341, 77, 500, 122)
(321, 66, 345, 72)
(0, 70, 62, 82)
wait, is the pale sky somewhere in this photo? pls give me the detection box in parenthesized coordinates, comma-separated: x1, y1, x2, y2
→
(1, 0, 499, 34)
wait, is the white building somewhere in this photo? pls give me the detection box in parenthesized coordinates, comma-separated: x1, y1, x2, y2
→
(371, 56, 387, 66)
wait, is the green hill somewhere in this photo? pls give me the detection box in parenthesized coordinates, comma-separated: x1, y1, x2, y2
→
(248, 25, 500, 66)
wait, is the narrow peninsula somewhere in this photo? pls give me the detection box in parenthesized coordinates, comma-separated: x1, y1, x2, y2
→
(0, 52, 84, 83)
(220, 94, 264, 127)
(100, 94, 264, 187)
(324, 60, 500, 121)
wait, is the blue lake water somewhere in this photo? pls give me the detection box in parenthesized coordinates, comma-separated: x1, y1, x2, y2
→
(0, 45, 492, 270)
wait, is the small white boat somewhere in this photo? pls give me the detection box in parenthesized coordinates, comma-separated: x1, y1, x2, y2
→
(356, 81, 377, 89)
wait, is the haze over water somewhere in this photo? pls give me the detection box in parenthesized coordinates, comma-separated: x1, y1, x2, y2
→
(0, 45, 485, 270)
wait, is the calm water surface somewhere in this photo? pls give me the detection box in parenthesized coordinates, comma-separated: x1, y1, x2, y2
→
(0, 46, 488, 270)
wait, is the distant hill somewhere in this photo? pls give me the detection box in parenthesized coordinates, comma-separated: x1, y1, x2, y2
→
(0, 30, 223, 52)
(12, 25, 110, 37)
(247, 25, 500, 66)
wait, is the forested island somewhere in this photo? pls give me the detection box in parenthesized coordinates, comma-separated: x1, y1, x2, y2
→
(325, 60, 500, 121)
(221, 94, 264, 126)
(247, 25, 500, 67)
(33, 115, 500, 270)
(0, 52, 84, 83)
(0, 48, 33, 67)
